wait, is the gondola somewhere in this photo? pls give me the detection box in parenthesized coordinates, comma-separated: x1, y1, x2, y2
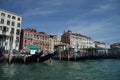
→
(25, 52, 54, 63)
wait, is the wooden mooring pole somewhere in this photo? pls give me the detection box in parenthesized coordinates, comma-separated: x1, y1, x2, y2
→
(59, 51, 61, 60)
(8, 54, 12, 63)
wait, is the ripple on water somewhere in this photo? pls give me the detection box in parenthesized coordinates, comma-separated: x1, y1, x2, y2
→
(0, 59, 120, 80)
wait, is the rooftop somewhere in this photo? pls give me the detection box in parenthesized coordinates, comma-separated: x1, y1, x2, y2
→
(63, 30, 91, 39)
(0, 8, 22, 17)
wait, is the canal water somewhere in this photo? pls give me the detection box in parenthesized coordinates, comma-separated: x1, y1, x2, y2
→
(0, 59, 120, 80)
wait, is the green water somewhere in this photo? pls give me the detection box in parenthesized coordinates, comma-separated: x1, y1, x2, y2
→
(0, 59, 120, 80)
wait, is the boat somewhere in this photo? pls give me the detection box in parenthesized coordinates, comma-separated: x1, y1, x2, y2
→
(25, 52, 54, 63)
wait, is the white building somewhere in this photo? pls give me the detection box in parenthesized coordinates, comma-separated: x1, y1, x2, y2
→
(94, 41, 111, 49)
(0, 9, 22, 51)
(94, 41, 106, 49)
(70, 34, 95, 52)
(61, 30, 95, 52)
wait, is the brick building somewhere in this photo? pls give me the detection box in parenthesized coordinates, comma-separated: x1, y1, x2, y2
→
(20, 28, 49, 51)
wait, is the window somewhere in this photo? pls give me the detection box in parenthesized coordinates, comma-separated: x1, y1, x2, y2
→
(37, 35, 39, 39)
(18, 18, 20, 21)
(1, 19, 4, 24)
(6, 27, 9, 32)
(17, 23, 20, 27)
(25, 34, 27, 38)
(11, 28, 14, 34)
(16, 37, 19, 42)
(7, 15, 11, 18)
(41, 36, 43, 40)
(0, 26, 3, 30)
(16, 29, 20, 35)
(34, 35, 37, 38)
(28, 34, 30, 38)
(3, 26, 9, 32)
(5, 42, 7, 46)
(29, 34, 32, 38)
(12, 16, 16, 19)
(11, 22, 15, 26)
(7, 20, 10, 25)
(16, 43, 18, 47)
(1, 13, 5, 16)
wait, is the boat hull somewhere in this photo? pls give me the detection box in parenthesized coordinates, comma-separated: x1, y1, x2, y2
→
(25, 54, 53, 63)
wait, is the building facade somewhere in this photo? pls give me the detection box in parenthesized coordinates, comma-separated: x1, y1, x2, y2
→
(110, 42, 120, 49)
(61, 30, 95, 52)
(49, 35, 58, 52)
(94, 41, 106, 49)
(0, 9, 22, 51)
(20, 28, 49, 52)
(49, 35, 64, 52)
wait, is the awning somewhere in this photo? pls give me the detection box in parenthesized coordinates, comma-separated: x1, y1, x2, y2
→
(29, 45, 40, 50)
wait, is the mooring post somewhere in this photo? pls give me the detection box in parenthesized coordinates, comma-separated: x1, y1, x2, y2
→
(68, 53, 70, 61)
(59, 51, 61, 60)
(49, 57, 52, 63)
(24, 55, 26, 63)
(8, 54, 12, 63)
(37, 58, 39, 62)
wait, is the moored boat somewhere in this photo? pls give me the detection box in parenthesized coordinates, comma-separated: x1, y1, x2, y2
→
(25, 52, 55, 63)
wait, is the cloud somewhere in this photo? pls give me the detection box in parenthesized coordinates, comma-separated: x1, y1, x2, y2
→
(23, 8, 57, 17)
(67, 18, 111, 34)
(40, 0, 64, 6)
(62, 1, 120, 43)
(92, 4, 112, 13)
(65, 10, 120, 43)
(91, 0, 119, 13)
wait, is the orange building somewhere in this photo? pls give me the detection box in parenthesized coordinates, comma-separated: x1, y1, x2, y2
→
(20, 28, 49, 51)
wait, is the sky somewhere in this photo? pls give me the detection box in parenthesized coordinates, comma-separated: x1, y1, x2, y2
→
(0, 0, 120, 44)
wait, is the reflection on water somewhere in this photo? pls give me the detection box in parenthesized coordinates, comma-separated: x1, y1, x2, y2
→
(0, 59, 120, 80)
(1, 64, 18, 78)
